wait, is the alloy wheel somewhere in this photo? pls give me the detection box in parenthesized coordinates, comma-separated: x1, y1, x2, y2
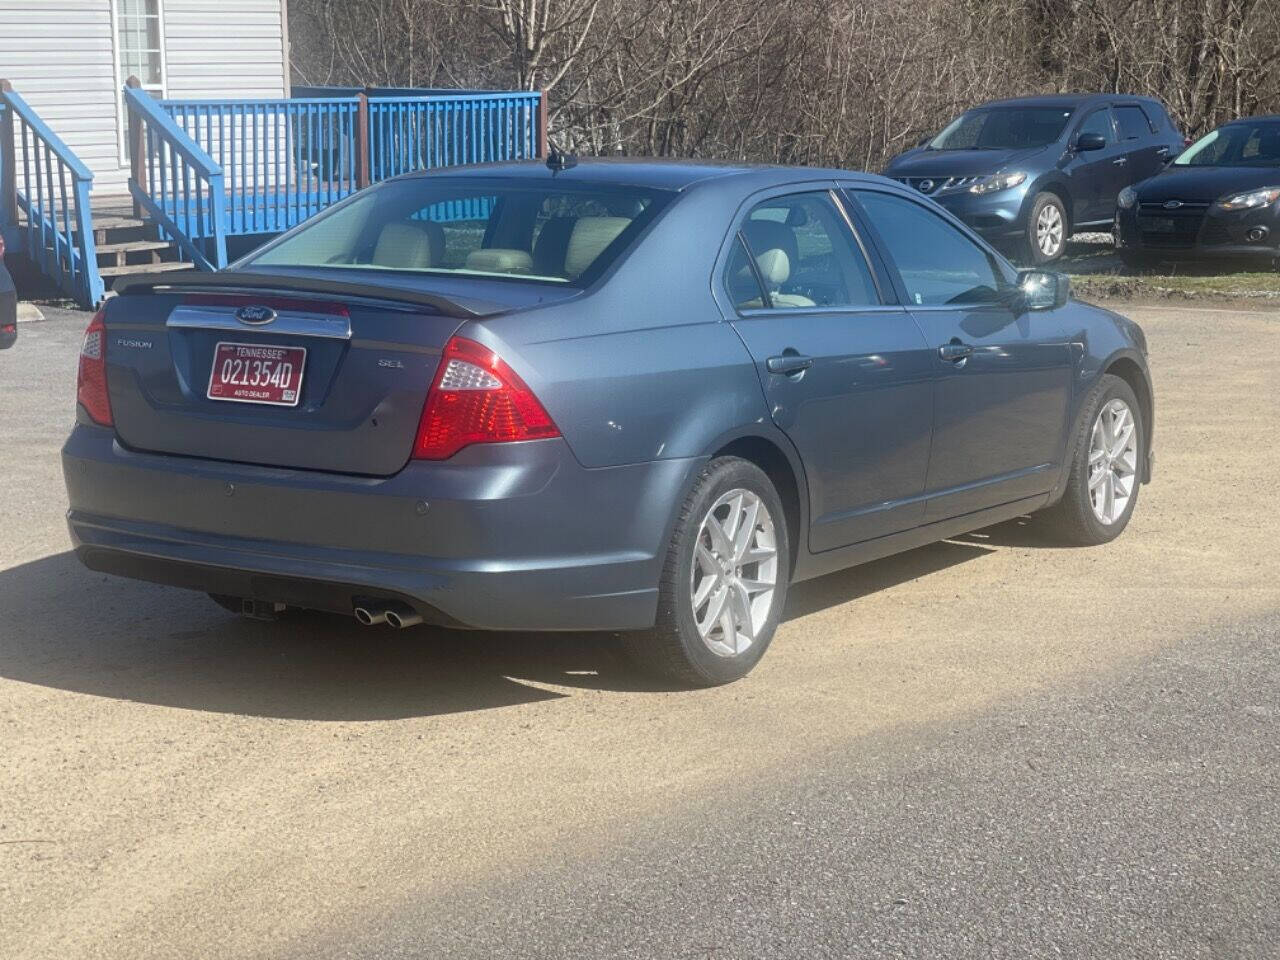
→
(1036, 203, 1064, 257)
(1088, 398, 1139, 524)
(689, 488, 778, 657)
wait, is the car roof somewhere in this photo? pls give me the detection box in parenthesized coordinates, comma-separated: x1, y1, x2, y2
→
(400, 157, 890, 192)
(972, 93, 1159, 110)
(1221, 115, 1280, 126)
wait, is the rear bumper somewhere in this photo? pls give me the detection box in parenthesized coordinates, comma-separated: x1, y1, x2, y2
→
(63, 425, 700, 631)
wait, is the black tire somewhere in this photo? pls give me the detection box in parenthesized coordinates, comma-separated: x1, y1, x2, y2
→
(1039, 374, 1144, 546)
(1021, 192, 1069, 265)
(625, 456, 790, 687)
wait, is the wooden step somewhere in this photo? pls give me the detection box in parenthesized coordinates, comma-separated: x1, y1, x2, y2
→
(95, 240, 171, 256)
(99, 260, 194, 278)
(86, 215, 147, 232)
(18, 213, 147, 233)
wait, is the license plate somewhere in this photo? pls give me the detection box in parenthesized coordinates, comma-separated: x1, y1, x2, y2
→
(1142, 217, 1177, 233)
(207, 341, 306, 407)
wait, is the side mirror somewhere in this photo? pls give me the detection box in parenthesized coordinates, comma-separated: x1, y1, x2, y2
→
(1074, 132, 1107, 152)
(1018, 270, 1069, 311)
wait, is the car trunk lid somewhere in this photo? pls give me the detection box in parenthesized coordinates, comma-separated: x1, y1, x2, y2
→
(102, 271, 567, 476)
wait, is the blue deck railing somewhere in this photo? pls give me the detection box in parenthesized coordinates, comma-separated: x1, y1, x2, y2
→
(159, 96, 362, 234)
(367, 92, 542, 181)
(120, 83, 546, 273)
(1, 81, 103, 307)
(0, 81, 544, 307)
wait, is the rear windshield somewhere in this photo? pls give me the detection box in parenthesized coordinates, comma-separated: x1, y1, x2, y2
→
(929, 107, 1074, 151)
(1174, 122, 1280, 167)
(246, 178, 672, 286)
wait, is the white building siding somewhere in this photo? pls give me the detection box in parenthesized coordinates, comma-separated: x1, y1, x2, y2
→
(0, 1, 125, 192)
(163, 0, 287, 100)
(0, 0, 287, 197)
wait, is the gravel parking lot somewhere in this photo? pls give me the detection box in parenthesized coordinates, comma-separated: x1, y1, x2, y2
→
(1, 302, 1277, 959)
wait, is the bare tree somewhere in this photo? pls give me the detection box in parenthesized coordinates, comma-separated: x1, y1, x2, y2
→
(287, 0, 1280, 169)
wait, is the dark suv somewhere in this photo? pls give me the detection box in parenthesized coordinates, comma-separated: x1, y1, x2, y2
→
(883, 94, 1184, 264)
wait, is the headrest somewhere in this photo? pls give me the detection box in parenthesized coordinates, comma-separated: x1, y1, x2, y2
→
(754, 248, 791, 286)
(564, 216, 631, 279)
(373, 220, 444, 269)
(742, 219, 798, 287)
(465, 248, 533, 275)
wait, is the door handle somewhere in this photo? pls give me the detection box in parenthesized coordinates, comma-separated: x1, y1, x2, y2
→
(1112, 156, 1128, 166)
(1156, 146, 1170, 157)
(938, 340, 973, 364)
(766, 352, 814, 376)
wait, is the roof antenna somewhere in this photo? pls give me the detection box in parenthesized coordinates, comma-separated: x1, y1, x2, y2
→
(546, 143, 577, 172)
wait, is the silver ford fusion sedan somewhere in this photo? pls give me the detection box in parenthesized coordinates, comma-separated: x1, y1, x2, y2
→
(63, 158, 1154, 685)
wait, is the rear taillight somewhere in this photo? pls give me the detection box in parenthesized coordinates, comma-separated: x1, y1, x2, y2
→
(77, 308, 113, 426)
(413, 336, 559, 460)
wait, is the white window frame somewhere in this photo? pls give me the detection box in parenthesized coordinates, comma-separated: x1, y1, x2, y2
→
(111, 0, 169, 166)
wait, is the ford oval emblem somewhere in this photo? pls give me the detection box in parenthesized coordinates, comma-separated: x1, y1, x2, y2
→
(235, 305, 277, 325)
(1163, 200, 1183, 210)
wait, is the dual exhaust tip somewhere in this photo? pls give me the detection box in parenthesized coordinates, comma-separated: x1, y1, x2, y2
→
(353, 603, 424, 630)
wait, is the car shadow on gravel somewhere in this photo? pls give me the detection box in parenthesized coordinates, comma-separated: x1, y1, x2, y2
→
(782, 539, 993, 622)
(953, 515, 1068, 549)
(0, 537, 1012, 720)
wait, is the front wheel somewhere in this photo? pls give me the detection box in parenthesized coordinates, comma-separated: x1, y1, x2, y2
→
(1022, 192, 1068, 264)
(1040, 374, 1144, 545)
(625, 457, 790, 686)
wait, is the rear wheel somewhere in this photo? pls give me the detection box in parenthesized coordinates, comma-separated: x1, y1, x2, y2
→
(1023, 192, 1068, 264)
(1040, 374, 1144, 545)
(626, 457, 790, 686)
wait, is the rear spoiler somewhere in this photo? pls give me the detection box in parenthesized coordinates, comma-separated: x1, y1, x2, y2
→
(111, 269, 486, 319)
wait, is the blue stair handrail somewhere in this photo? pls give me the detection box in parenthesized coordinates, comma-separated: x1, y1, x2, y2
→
(0, 80, 103, 308)
(124, 81, 227, 270)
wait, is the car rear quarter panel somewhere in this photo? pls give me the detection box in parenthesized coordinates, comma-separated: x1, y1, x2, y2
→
(468, 184, 773, 471)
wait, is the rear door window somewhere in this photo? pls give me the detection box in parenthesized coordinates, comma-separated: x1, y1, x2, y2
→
(1115, 105, 1155, 140)
(724, 235, 766, 310)
(731, 192, 879, 310)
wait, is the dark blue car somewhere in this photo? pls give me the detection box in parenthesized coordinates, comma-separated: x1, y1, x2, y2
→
(1115, 116, 1280, 266)
(884, 95, 1184, 264)
(62, 160, 1154, 685)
